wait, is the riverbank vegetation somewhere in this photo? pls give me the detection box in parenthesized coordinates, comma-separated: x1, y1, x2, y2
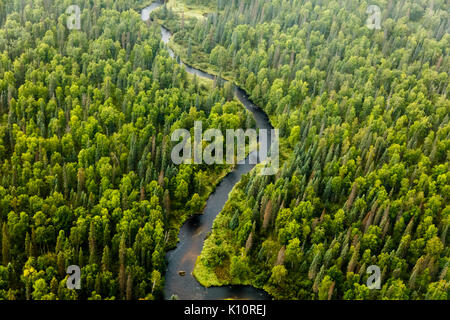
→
(0, 0, 254, 300)
(156, 0, 450, 299)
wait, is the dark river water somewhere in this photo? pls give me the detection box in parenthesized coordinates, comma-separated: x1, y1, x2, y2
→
(142, 2, 273, 300)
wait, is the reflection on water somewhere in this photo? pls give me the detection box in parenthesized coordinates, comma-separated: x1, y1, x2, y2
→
(143, 2, 272, 301)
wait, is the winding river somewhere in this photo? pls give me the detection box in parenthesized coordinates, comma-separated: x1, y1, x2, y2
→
(142, 2, 273, 300)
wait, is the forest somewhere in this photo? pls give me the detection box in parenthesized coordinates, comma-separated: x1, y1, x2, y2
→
(0, 0, 449, 300)
(153, 0, 450, 299)
(0, 0, 253, 299)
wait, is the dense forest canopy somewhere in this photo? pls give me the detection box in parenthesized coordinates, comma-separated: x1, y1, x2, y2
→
(153, 0, 449, 299)
(0, 0, 254, 299)
(0, 0, 448, 300)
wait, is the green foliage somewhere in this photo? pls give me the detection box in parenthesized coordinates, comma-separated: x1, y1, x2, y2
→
(0, 0, 253, 300)
(161, 0, 450, 300)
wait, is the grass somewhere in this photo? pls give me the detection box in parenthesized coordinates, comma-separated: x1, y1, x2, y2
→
(136, 0, 157, 11)
(164, 0, 211, 20)
(193, 256, 229, 287)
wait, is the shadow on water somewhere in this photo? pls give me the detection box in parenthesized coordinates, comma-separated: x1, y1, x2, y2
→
(142, 2, 273, 300)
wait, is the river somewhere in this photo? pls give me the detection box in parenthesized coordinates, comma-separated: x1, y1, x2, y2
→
(142, 2, 273, 300)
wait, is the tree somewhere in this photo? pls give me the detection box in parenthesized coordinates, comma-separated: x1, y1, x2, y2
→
(1, 224, 9, 265)
(425, 281, 448, 300)
(175, 180, 189, 203)
(126, 274, 133, 300)
(318, 276, 335, 300)
(32, 279, 48, 300)
(187, 193, 203, 214)
(229, 210, 239, 230)
(269, 265, 287, 287)
(285, 238, 302, 269)
(230, 253, 249, 282)
(210, 45, 229, 70)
